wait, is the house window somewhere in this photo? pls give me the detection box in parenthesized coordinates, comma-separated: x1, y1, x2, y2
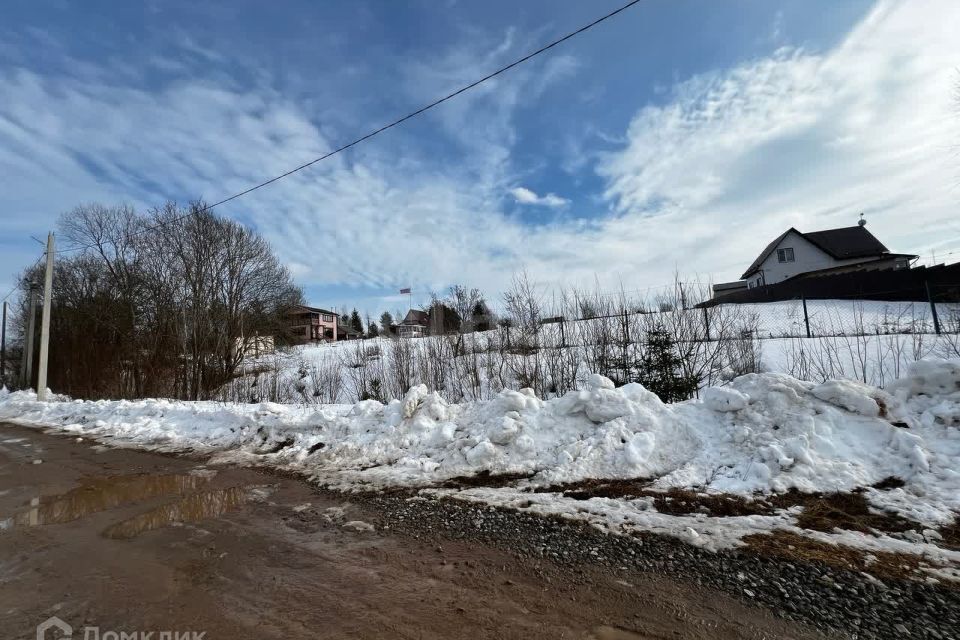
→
(322, 314, 334, 322)
(777, 247, 795, 263)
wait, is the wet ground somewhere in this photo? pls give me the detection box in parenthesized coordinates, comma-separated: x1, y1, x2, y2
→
(0, 423, 830, 640)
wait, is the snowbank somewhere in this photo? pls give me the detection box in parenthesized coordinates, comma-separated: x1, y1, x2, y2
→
(2, 359, 959, 556)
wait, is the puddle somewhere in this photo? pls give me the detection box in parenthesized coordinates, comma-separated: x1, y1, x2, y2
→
(1, 473, 209, 530)
(102, 487, 248, 539)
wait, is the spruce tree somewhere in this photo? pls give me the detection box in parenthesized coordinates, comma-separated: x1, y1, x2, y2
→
(471, 301, 492, 331)
(379, 311, 394, 334)
(636, 325, 698, 403)
(350, 309, 363, 333)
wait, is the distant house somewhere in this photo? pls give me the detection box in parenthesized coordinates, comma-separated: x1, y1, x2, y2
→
(287, 305, 339, 343)
(336, 320, 363, 341)
(713, 222, 917, 298)
(398, 309, 430, 339)
(234, 334, 275, 359)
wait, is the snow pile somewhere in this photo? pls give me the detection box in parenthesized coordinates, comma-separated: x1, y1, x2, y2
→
(2, 359, 959, 556)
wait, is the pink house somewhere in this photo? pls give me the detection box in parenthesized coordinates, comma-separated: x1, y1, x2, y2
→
(287, 305, 339, 343)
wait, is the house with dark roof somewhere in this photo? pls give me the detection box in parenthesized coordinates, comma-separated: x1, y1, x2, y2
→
(397, 309, 430, 339)
(287, 305, 339, 343)
(713, 221, 917, 298)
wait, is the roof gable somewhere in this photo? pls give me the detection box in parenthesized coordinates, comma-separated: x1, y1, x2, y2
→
(401, 309, 430, 325)
(742, 225, 894, 279)
(741, 228, 802, 279)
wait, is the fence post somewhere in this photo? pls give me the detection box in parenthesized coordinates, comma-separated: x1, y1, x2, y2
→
(623, 308, 630, 343)
(702, 306, 711, 341)
(801, 296, 811, 338)
(559, 318, 565, 348)
(925, 280, 942, 335)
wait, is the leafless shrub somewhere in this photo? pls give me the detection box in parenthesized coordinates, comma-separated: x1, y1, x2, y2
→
(641, 277, 759, 393)
(933, 310, 960, 359)
(387, 337, 417, 400)
(340, 341, 374, 401)
(501, 270, 546, 394)
(724, 318, 763, 378)
(307, 358, 343, 404)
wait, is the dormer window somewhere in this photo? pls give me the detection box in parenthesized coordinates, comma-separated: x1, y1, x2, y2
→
(777, 247, 795, 263)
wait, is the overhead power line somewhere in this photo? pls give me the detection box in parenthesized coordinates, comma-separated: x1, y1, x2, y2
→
(0, 252, 47, 303)
(56, 0, 642, 255)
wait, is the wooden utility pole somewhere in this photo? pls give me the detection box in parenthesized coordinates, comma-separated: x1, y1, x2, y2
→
(22, 285, 37, 388)
(36, 233, 55, 400)
(1, 300, 7, 388)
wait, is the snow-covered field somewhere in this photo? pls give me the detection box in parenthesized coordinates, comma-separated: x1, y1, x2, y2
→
(221, 299, 960, 405)
(2, 358, 959, 580)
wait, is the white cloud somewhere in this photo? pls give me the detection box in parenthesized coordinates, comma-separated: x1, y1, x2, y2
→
(596, 0, 960, 282)
(0, 31, 571, 302)
(509, 186, 569, 208)
(2, 0, 959, 307)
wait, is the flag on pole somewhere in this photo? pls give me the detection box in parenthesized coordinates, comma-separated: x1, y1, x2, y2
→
(399, 287, 411, 294)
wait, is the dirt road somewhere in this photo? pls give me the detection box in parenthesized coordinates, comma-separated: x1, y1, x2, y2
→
(0, 423, 827, 640)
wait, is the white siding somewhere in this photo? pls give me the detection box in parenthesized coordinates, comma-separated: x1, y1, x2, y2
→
(748, 231, 867, 286)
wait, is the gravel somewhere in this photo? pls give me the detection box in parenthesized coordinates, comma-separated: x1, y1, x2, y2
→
(342, 489, 960, 640)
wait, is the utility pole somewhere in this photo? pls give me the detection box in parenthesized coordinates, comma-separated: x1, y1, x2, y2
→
(1, 300, 7, 389)
(36, 233, 55, 400)
(22, 284, 37, 389)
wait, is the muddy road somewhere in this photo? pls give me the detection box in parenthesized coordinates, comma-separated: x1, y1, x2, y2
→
(0, 423, 828, 639)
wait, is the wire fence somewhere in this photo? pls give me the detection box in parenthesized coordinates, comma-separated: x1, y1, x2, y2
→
(511, 285, 960, 351)
(737, 286, 957, 341)
(217, 282, 960, 404)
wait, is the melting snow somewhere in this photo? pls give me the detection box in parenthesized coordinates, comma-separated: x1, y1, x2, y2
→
(2, 358, 959, 562)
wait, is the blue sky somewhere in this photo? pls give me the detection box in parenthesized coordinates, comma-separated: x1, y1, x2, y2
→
(1, 0, 958, 315)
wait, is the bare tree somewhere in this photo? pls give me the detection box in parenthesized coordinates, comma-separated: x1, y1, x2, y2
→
(21, 201, 302, 400)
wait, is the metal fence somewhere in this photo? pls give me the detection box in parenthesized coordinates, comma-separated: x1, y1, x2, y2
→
(736, 287, 958, 341)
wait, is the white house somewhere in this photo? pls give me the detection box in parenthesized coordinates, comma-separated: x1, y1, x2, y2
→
(713, 222, 917, 297)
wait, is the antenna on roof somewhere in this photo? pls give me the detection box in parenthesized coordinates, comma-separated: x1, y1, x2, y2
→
(858, 213, 867, 227)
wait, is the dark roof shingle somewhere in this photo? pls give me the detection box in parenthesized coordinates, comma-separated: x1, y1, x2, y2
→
(401, 309, 430, 326)
(289, 305, 338, 316)
(741, 225, 896, 279)
(802, 226, 889, 259)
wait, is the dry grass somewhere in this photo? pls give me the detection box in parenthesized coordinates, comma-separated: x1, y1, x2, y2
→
(649, 489, 771, 517)
(767, 490, 921, 535)
(535, 481, 775, 517)
(531, 480, 922, 535)
(744, 531, 939, 584)
(431, 471, 958, 585)
(532, 478, 656, 500)
(939, 519, 960, 550)
(440, 470, 536, 489)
